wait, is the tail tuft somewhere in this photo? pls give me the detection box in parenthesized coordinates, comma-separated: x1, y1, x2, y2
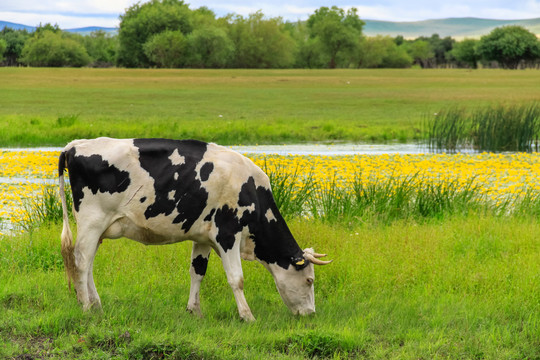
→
(59, 151, 78, 290)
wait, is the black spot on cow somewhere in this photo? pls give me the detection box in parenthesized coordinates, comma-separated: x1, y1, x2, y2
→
(238, 176, 304, 269)
(140, 196, 147, 203)
(204, 208, 215, 222)
(200, 162, 214, 182)
(134, 139, 209, 233)
(62, 147, 131, 212)
(214, 205, 243, 252)
(192, 255, 209, 276)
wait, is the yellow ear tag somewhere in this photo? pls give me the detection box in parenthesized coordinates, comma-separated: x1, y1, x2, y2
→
(295, 259, 305, 266)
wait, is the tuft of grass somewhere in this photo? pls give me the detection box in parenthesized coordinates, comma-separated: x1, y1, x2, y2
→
(263, 160, 316, 220)
(55, 114, 79, 128)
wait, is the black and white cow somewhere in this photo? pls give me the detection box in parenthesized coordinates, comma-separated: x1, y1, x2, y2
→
(59, 137, 331, 321)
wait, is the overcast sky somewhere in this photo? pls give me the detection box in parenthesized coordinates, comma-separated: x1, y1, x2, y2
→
(1, 0, 539, 29)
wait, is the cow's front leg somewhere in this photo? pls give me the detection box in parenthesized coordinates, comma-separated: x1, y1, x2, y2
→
(187, 243, 211, 317)
(221, 250, 255, 322)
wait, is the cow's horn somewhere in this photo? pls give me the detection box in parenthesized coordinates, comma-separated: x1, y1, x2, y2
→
(303, 248, 332, 265)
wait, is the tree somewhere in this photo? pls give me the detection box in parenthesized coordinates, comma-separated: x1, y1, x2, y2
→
(143, 30, 186, 68)
(117, 0, 193, 67)
(0, 28, 31, 65)
(228, 11, 296, 68)
(404, 40, 434, 68)
(0, 38, 6, 62)
(83, 30, 117, 67)
(356, 36, 412, 68)
(417, 34, 454, 67)
(381, 44, 413, 68)
(184, 27, 234, 68)
(306, 6, 364, 68)
(21, 30, 90, 67)
(477, 26, 540, 69)
(451, 39, 480, 68)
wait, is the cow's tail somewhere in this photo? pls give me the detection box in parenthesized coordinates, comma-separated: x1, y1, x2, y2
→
(59, 150, 77, 291)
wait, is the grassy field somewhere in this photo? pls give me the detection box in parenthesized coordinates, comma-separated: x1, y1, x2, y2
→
(1, 68, 540, 146)
(1, 149, 540, 358)
(1, 68, 540, 358)
(1, 217, 539, 359)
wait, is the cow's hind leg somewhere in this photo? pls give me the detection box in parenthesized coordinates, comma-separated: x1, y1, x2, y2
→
(187, 243, 211, 317)
(73, 228, 103, 311)
(87, 248, 101, 308)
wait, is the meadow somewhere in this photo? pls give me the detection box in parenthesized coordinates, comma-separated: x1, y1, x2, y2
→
(1, 149, 540, 359)
(1, 68, 540, 359)
(0, 68, 540, 145)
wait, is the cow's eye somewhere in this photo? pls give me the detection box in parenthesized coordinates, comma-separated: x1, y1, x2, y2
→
(306, 278, 314, 286)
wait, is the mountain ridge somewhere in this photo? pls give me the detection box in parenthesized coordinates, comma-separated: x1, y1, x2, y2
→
(362, 17, 540, 38)
(1, 17, 539, 38)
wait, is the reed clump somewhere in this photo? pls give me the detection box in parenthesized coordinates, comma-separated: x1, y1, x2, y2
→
(425, 102, 540, 152)
(21, 185, 72, 231)
(20, 167, 540, 230)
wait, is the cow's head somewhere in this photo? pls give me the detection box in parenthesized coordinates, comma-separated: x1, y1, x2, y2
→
(266, 248, 332, 316)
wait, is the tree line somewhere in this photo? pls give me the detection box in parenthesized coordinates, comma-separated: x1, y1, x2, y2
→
(1, 1, 540, 69)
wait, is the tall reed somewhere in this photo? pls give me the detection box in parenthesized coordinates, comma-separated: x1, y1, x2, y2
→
(425, 107, 470, 152)
(309, 173, 484, 224)
(425, 102, 540, 152)
(472, 102, 540, 152)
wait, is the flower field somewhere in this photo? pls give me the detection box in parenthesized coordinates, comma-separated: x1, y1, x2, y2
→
(0, 150, 59, 232)
(254, 151, 540, 202)
(2, 149, 540, 232)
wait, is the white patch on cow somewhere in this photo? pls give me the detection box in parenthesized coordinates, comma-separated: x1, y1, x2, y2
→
(240, 228, 256, 261)
(174, 172, 179, 180)
(168, 190, 176, 200)
(265, 208, 276, 222)
(169, 149, 185, 166)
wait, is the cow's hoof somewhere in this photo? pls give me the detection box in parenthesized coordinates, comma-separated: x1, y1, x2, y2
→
(186, 306, 203, 318)
(240, 313, 256, 322)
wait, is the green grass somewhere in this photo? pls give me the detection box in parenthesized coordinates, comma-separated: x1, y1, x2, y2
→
(1, 217, 539, 359)
(1, 68, 540, 146)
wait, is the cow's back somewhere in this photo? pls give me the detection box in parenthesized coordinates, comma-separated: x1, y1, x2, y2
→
(62, 137, 273, 245)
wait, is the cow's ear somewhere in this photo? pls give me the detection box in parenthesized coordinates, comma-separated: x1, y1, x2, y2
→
(291, 256, 308, 270)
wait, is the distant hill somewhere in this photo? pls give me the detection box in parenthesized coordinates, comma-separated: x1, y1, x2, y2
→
(363, 17, 540, 39)
(0, 21, 117, 35)
(0, 20, 35, 32)
(1, 17, 539, 39)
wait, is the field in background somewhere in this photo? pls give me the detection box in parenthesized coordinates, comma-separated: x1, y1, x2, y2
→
(1, 68, 540, 146)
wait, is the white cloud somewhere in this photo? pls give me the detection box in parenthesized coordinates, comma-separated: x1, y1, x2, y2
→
(0, 11, 120, 28)
(1, 0, 538, 28)
(1, 0, 137, 14)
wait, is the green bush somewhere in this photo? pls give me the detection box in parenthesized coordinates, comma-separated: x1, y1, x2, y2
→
(21, 30, 90, 67)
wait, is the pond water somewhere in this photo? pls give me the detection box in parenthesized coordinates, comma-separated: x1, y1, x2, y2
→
(230, 143, 429, 156)
(2, 143, 436, 156)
